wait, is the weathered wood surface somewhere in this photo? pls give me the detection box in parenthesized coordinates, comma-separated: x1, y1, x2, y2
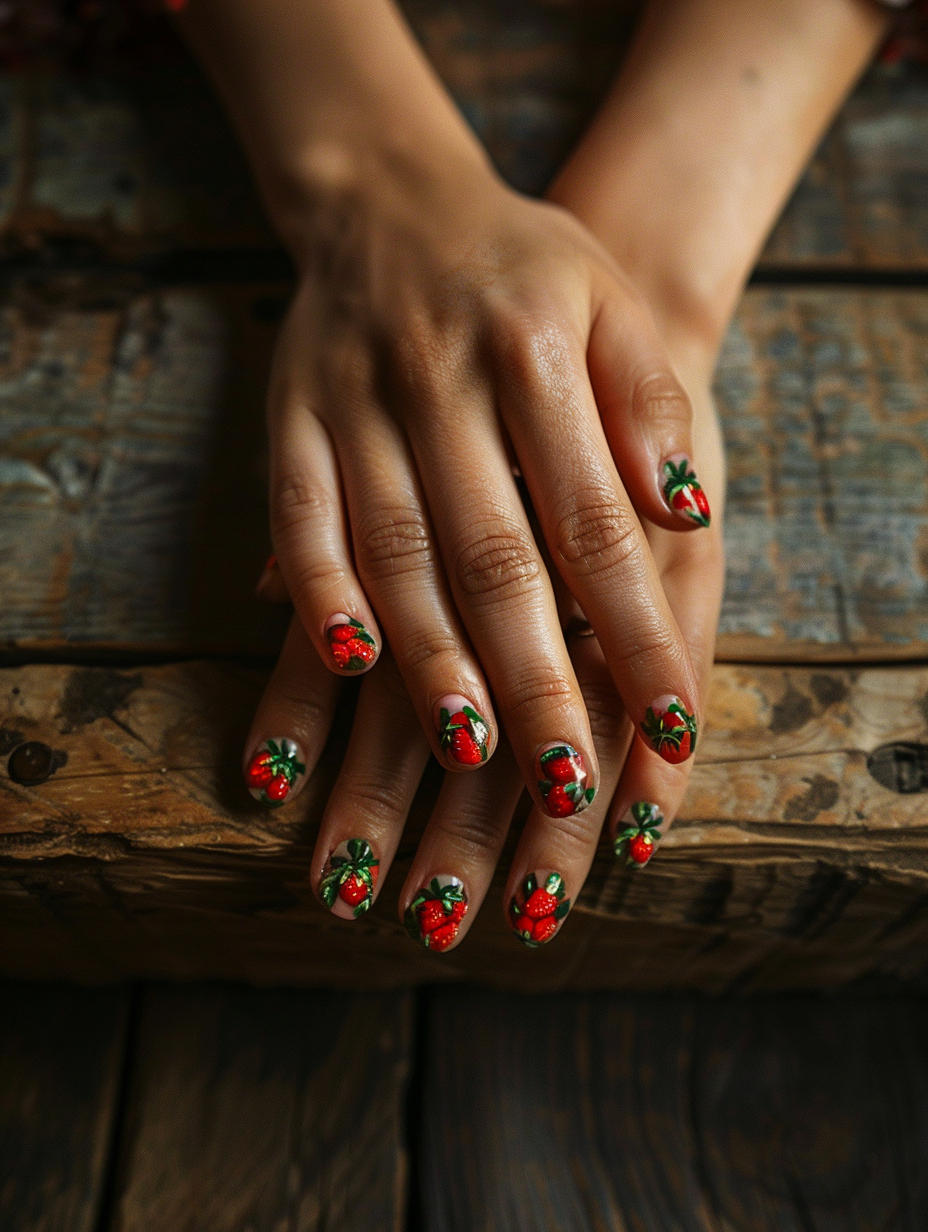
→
(0, 23, 924, 269)
(0, 983, 129, 1232)
(108, 986, 411, 1232)
(421, 991, 928, 1231)
(4, 659, 928, 991)
(1, 280, 926, 661)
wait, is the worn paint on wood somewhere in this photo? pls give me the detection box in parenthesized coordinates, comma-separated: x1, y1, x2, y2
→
(0, 983, 129, 1232)
(3, 661, 928, 990)
(421, 992, 928, 1230)
(110, 986, 410, 1232)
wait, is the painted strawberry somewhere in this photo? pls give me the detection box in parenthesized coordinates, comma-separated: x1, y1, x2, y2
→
(509, 872, 571, 948)
(327, 619, 377, 671)
(663, 457, 710, 527)
(641, 701, 697, 763)
(245, 738, 306, 807)
(439, 706, 489, 767)
(405, 876, 468, 951)
(537, 744, 595, 817)
(319, 838, 380, 917)
(614, 801, 664, 868)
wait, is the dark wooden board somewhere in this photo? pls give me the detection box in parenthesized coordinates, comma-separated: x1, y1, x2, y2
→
(0, 982, 129, 1232)
(4, 659, 928, 991)
(108, 985, 410, 1232)
(0, 17, 924, 268)
(1, 280, 927, 661)
(419, 991, 928, 1231)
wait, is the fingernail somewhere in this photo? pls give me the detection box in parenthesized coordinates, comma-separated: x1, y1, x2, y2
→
(325, 614, 378, 672)
(437, 696, 490, 767)
(319, 838, 380, 919)
(640, 696, 697, 763)
(508, 870, 571, 947)
(662, 455, 711, 527)
(255, 554, 277, 596)
(615, 802, 664, 867)
(405, 875, 467, 951)
(536, 743, 595, 817)
(245, 737, 306, 806)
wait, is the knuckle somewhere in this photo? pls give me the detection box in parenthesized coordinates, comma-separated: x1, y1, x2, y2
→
(355, 504, 435, 581)
(440, 810, 502, 858)
(633, 370, 692, 428)
(495, 314, 573, 397)
(271, 475, 334, 539)
(398, 631, 461, 675)
(391, 314, 471, 402)
(337, 774, 412, 824)
(578, 681, 626, 744)
(548, 808, 601, 847)
(553, 488, 638, 579)
(505, 668, 575, 719)
(454, 525, 540, 603)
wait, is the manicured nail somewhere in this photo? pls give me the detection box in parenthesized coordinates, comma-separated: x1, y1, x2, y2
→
(640, 696, 697, 763)
(255, 554, 277, 595)
(437, 696, 490, 767)
(508, 871, 571, 947)
(319, 838, 380, 919)
(245, 737, 306, 806)
(662, 455, 710, 527)
(614, 802, 665, 867)
(325, 614, 377, 672)
(405, 875, 467, 951)
(536, 743, 595, 817)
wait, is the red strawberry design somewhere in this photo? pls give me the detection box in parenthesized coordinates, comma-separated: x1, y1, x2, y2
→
(264, 773, 291, 802)
(545, 785, 577, 817)
(544, 753, 579, 784)
(449, 899, 467, 924)
(509, 872, 571, 947)
(663, 458, 710, 527)
(439, 705, 489, 766)
(628, 834, 654, 865)
(537, 744, 594, 816)
(531, 916, 558, 944)
(405, 876, 468, 951)
(329, 624, 356, 643)
(327, 619, 377, 671)
(339, 873, 369, 907)
(428, 922, 458, 952)
(417, 900, 448, 934)
(245, 752, 275, 789)
(523, 886, 559, 918)
(641, 702, 697, 763)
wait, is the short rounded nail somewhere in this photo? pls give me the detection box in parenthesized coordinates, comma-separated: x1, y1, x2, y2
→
(640, 696, 697, 763)
(245, 737, 306, 806)
(325, 614, 378, 672)
(319, 838, 380, 919)
(508, 870, 571, 947)
(405, 875, 467, 951)
(662, 455, 711, 527)
(436, 697, 490, 767)
(535, 743, 595, 817)
(614, 802, 665, 867)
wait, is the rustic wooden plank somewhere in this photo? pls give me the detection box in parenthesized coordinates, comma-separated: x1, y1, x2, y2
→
(3, 660, 928, 991)
(1, 18, 924, 269)
(419, 991, 928, 1231)
(0, 982, 129, 1232)
(1, 281, 927, 660)
(109, 985, 410, 1232)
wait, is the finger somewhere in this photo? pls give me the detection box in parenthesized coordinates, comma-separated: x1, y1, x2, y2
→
(505, 607, 633, 946)
(311, 647, 432, 919)
(242, 613, 342, 807)
(327, 398, 500, 774)
(588, 296, 711, 531)
(399, 738, 525, 952)
(401, 380, 600, 818)
(255, 554, 290, 605)
(495, 322, 702, 767)
(610, 516, 724, 869)
(269, 394, 382, 676)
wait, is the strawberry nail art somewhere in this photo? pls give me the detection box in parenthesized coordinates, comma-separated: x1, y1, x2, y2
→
(509, 871, 571, 947)
(437, 697, 490, 767)
(663, 456, 711, 527)
(405, 876, 467, 952)
(536, 743, 595, 817)
(245, 737, 306, 806)
(641, 696, 697, 763)
(325, 615, 377, 672)
(319, 838, 380, 919)
(615, 802, 664, 867)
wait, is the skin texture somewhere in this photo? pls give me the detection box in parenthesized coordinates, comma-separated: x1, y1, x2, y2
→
(178, 0, 888, 940)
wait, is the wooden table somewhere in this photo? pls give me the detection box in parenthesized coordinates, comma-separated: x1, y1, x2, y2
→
(2, 7, 928, 1227)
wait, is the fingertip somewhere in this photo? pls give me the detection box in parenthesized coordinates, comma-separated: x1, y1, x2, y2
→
(244, 736, 308, 807)
(323, 613, 380, 674)
(661, 455, 712, 528)
(435, 696, 493, 770)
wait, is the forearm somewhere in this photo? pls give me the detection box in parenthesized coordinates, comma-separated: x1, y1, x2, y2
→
(174, 0, 493, 261)
(548, 0, 888, 376)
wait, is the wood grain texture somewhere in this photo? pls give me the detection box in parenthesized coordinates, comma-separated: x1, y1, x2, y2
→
(419, 991, 928, 1231)
(109, 986, 410, 1232)
(0, 983, 128, 1232)
(4, 660, 928, 991)
(1, 281, 927, 660)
